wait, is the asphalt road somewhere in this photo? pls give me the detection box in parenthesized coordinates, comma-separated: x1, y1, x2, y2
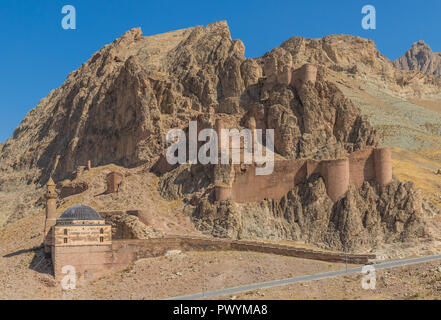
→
(165, 253, 441, 300)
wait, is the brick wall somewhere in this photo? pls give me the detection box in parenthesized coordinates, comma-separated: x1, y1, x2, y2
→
(348, 147, 376, 189)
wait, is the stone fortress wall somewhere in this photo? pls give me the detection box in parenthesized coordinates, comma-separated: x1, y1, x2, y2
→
(110, 236, 376, 270)
(48, 63, 387, 282)
(219, 146, 392, 203)
(212, 63, 392, 203)
(51, 209, 376, 282)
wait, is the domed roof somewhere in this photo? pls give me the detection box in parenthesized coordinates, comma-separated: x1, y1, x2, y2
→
(58, 205, 103, 221)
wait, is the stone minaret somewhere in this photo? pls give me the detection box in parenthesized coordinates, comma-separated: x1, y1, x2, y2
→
(44, 177, 57, 256)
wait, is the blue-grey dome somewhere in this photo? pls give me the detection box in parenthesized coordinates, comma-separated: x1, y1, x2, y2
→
(58, 205, 103, 221)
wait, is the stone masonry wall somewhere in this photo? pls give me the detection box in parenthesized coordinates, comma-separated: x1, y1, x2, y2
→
(110, 237, 376, 268)
(227, 146, 392, 203)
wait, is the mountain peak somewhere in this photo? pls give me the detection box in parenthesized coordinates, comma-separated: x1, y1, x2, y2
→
(394, 40, 441, 77)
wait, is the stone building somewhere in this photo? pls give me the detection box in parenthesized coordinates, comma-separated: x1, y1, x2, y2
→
(42, 179, 114, 282)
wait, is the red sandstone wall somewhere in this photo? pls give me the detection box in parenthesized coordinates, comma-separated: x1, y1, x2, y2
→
(291, 64, 318, 91)
(348, 147, 376, 189)
(59, 183, 88, 199)
(320, 159, 350, 202)
(231, 160, 307, 203)
(374, 148, 393, 186)
(229, 147, 391, 203)
(106, 172, 123, 194)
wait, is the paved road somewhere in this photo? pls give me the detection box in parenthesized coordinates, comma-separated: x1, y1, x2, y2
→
(165, 253, 441, 300)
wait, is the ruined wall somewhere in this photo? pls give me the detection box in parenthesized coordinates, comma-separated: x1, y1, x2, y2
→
(110, 237, 375, 266)
(291, 64, 318, 91)
(320, 159, 350, 202)
(232, 160, 307, 202)
(59, 182, 89, 199)
(106, 172, 123, 194)
(223, 147, 392, 203)
(215, 185, 233, 202)
(348, 147, 376, 189)
(52, 235, 375, 282)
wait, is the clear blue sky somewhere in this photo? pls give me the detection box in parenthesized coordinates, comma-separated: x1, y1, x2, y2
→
(0, 0, 440, 142)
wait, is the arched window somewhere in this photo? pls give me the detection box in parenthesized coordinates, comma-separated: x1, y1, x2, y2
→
(99, 237, 104, 243)
(64, 229, 68, 235)
(63, 238, 68, 244)
(100, 228, 104, 234)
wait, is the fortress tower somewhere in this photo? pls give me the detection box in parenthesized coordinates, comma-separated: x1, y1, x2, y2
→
(291, 64, 318, 91)
(106, 172, 123, 194)
(320, 158, 350, 202)
(374, 148, 393, 186)
(215, 184, 233, 202)
(44, 177, 57, 255)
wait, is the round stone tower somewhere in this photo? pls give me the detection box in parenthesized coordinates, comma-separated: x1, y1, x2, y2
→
(374, 148, 392, 186)
(302, 64, 318, 83)
(321, 158, 350, 202)
(215, 183, 232, 202)
(44, 177, 57, 255)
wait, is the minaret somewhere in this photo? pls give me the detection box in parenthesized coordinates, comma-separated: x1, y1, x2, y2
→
(44, 177, 57, 256)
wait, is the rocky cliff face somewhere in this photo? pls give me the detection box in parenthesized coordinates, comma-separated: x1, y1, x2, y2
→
(0, 22, 436, 254)
(0, 22, 379, 224)
(394, 40, 441, 78)
(188, 177, 428, 252)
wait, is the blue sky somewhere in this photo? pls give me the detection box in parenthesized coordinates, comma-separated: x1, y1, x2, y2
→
(0, 0, 440, 142)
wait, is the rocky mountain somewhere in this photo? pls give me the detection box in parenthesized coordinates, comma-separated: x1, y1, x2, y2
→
(0, 21, 378, 224)
(1, 21, 440, 254)
(394, 40, 441, 78)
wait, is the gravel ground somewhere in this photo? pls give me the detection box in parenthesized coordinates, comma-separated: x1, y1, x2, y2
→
(224, 259, 441, 300)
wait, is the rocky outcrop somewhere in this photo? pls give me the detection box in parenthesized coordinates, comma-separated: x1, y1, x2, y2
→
(189, 176, 428, 252)
(394, 40, 441, 78)
(0, 20, 438, 260)
(0, 22, 384, 225)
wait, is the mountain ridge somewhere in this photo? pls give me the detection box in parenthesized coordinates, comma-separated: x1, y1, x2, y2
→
(394, 40, 441, 78)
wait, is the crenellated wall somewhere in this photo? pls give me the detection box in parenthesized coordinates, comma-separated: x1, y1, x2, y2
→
(222, 147, 392, 203)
